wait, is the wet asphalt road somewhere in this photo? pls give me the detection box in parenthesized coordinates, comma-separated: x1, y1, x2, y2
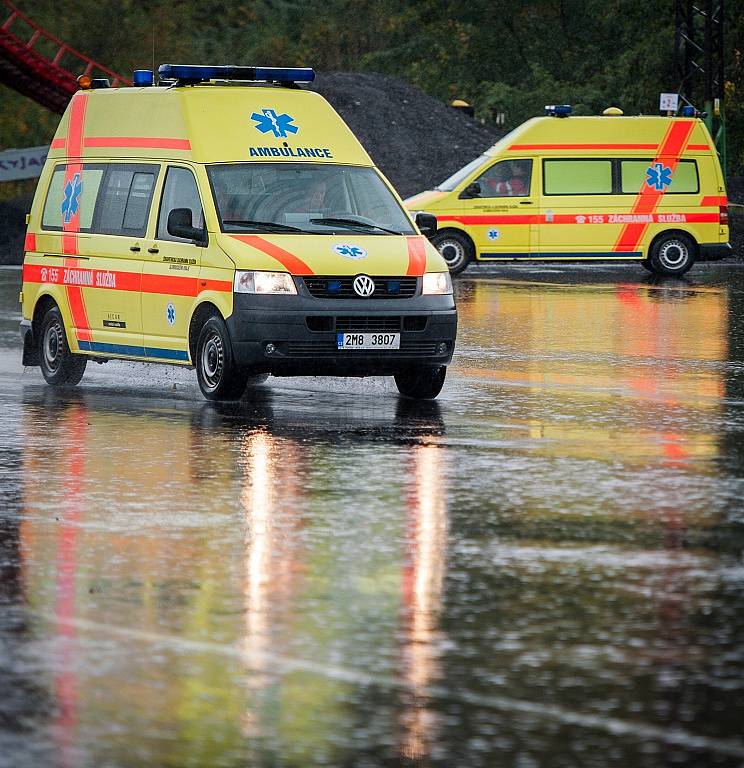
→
(1, 261, 744, 768)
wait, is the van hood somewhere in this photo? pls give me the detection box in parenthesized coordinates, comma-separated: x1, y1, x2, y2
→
(217, 233, 445, 276)
(404, 190, 449, 209)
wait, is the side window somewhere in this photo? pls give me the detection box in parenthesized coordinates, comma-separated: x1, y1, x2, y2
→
(41, 165, 104, 231)
(474, 159, 532, 198)
(157, 166, 204, 242)
(95, 164, 158, 236)
(620, 159, 699, 194)
(543, 159, 613, 195)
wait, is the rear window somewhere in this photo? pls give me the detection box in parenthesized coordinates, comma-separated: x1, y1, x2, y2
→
(41, 165, 104, 231)
(543, 159, 613, 195)
(620, 159, 699, 194)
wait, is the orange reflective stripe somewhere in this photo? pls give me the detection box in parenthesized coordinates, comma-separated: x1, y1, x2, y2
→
(613, 121, 695, 253)
(24, 233, 36, 252)
(83, 137, 191, 150)
(406, 236, 427, 276)
(230, 235, 314, 275)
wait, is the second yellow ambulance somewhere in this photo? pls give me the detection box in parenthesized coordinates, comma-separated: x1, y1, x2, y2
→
(406, 106, 730, 276)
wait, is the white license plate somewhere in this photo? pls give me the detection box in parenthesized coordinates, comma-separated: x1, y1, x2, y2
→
(337, 332, 400, 350)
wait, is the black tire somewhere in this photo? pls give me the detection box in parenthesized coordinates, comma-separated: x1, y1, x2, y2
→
(394, 365, 447, 400)
(640, 259, 654, 272)
(649, 233, 696, 276)
(195, 315, 248, 401)
(431, 230, 473, 275)
(38, 306, 86, 386)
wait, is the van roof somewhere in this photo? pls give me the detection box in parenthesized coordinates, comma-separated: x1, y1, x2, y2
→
(488, 115, 714, 156)
(48, 85, 373, 166)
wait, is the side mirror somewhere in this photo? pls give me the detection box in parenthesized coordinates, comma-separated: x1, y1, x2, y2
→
(167, 208, 207, 245)
(459, 182, 481, 199)
(415, 211, 438, 236)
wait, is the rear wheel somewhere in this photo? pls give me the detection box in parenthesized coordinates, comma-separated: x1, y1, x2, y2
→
(394, 365, 446, 400)
(649, 233, 696, 276)
(195, 315, 249, 401)
(431, 230, 473, 275)
(38, 306, 86, 386)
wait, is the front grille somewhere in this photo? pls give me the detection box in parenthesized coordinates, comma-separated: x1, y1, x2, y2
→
(304, 276, 418, 299)
(305, 316, 429, 333)
(284, 341, 440, 358)
(336, 316, 401, 332)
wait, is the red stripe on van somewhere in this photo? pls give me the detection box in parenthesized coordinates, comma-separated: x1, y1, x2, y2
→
(230, 235, 314, 275)
(508, 143, 659, 151)
(24, 233, 36, 252)
(700, 195, 728, 206)
(83, 137, 192, 150)
(613, 121, 695, 253)
(50, 138, 66, 149)
(406, 236, 427, 276)
(687, 144, 710, 150)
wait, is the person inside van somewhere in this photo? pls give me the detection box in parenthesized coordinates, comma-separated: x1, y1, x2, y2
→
(483, 160, 530, 196)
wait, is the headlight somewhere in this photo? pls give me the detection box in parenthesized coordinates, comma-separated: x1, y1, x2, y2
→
(234, 270, 297, 294)
(422, 272, 453, 295)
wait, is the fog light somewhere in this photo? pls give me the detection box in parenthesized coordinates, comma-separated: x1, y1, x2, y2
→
(437, 342, 447, 354)
(265, 343, 276, 355)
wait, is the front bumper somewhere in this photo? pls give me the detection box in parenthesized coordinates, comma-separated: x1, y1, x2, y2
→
(226, 291, 457, 376)
(698, 242, 733, 261)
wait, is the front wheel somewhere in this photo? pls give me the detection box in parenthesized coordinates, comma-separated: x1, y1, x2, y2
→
(195, 315, 249, 401)
(38, 306, 87, 386)
(649, 233, 696, 276)
(394, 365, 446, 400)
(431, 230, 473, 275)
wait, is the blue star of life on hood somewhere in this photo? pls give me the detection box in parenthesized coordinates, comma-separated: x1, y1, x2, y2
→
(251, 108, 298, 139)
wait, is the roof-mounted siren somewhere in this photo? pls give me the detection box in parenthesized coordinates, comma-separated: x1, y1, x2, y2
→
(133, 69, 154, 87)
(545, 104, 572, 118)
(157, 65, 316, 88)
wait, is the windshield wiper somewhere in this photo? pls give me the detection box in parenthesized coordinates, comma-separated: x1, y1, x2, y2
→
(222, 219, 306, 233)
(309, 217, 403, 235)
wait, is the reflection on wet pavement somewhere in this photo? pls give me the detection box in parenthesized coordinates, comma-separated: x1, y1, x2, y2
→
(1, 263, 743, 767)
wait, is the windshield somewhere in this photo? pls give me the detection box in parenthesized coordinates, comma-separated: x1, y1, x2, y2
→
(436, 153, 492, 191)
(208, 163, 416, 235)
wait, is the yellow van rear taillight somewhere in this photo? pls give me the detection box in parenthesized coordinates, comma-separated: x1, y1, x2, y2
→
(720, 206, 729, 225)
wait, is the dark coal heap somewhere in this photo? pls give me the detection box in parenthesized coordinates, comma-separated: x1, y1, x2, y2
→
(312, 71, 500, 199)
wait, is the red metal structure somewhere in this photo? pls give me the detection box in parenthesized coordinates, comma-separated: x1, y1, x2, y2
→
(0, 0, 130, 114)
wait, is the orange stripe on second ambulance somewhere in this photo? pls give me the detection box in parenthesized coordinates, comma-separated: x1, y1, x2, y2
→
(613, 121, 695, 253)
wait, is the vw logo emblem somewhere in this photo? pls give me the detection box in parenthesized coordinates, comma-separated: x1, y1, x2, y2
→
(353, 274, 375, 297)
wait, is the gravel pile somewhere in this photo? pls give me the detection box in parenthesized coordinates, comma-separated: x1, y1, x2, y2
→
(312, 71, 500, 198)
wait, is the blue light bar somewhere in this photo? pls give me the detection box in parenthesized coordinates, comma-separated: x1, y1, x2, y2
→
(681, 105, 696, 117)
(157, 64, 315, 84)
(545, 104, 572, 117)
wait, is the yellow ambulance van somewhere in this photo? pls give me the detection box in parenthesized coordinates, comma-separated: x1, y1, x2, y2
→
(20, 65, 456, 400)
(406, 105, 730, 276)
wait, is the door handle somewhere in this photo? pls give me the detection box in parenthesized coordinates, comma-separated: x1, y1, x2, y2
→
(130, 245, 141, 252)
(148, 247, 159, 254)
(519, 200, 534, 205)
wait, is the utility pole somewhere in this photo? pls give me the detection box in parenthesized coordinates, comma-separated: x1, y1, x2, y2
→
(674, 0, 726, 175)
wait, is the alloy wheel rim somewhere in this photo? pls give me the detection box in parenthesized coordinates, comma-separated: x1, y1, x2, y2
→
(659, 240, 688, 269)
(201, 332, 224, 391)
(439, 240, 465, 269)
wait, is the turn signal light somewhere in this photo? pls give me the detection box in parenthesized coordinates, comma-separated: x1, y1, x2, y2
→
(77, 74, 92, 90)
